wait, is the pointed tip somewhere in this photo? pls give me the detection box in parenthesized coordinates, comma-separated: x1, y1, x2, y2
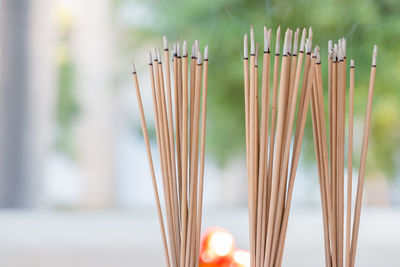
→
(158, 50, 162, 63)
(268, 29, 272, 51)
(300, 28, 306, 52)
(131, 61, 136, 73)
(197, 51, 202, 64)
(195, 39, 199, 53)
(204, 45, 209, 60)
(264, 26, 269, 52)
(191, 43, 196, 58)
(148, 52, 153, 64)
(293, 29, 299, 55)
(163, 35, 168, 50)
(276, 26, 281, 54)
(308, 27, 313, 41)
(351, 59, 355, 67)
(176, 42, 181, 57)
(244, 33, 248, 58)
(183, 41, 188, 56)
(250, 25, 255, 54)
(372, 45, 378, 66)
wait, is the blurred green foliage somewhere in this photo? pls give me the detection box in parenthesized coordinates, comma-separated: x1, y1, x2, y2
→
(119, 0, 400, 178)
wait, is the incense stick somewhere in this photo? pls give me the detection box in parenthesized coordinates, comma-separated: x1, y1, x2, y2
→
(243, 25, 315, 267)
(309, 39, 377, 267)
(132, 36, 209, 267)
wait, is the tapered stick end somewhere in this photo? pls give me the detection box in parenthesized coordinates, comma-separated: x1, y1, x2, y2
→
(131, 61, 136, 73)
(250, 25, 255, 55)
(264, 26, 269, 52)
(372, 45, 378, 66)
(204, 45, 209, 60)
(293, 28, 299, 55)
(276, 26, 281, 54)
(197, 51, 203, 64)
(163, 35, 168, 50)
(183, 41, 188, 57)
(244, 33, 249, 58)
(300, 28, 306, 53)
(351, 59, 355, 68)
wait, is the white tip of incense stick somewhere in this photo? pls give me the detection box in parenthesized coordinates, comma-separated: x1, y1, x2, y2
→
(255, 43, 259, 66)
(173, 43, 177, 56)
(306, 38, 312, 54)
(328, 40, 333, 52)
(197, 51, 202, 64)
(333, 44, 338, 62)
(204, 45, 209, 60)
(276, 26, 281, 54)
(264, 26, 269, 52)
(149, 52, 153, 64)
(293, 28, 299, 55)
(191, 44, 196, 58)
(300, 28, 306, 53)
(163, 35, 168, 50)
(131, 61, 136, 73)
(153, 48, 158, 61)
(308, 27, 313, 41)
(244, 34, 249, 58)
(283, 28, 289, 55)
(342, 38, 346, 58)
(195, 39, 199, 54)
(177, 42, 181, 57)
(288, 29, 293, 54)
(351, 59, 355, 68)
(268, 29, 272, 50)
(183, 41, 188, 56)
(158, 50, 162, 63)
(250, 25, 255, 55)
(372, 45, 378, 66)
(315, 46, 321, 63)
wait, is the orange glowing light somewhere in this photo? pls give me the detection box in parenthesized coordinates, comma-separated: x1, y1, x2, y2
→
(199, 227, 250, 267)
(233, 250, 250, 267)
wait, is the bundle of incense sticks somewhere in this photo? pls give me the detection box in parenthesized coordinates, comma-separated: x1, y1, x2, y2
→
(243, 25, 317, 267)
(310, 39, 377, 267)
(131, 36, 209, 267)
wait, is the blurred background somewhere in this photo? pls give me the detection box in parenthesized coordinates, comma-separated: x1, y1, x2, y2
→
(0, 0, 399, 266)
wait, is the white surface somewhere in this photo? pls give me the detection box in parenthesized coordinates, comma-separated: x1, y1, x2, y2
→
(0, 207, 398, 266)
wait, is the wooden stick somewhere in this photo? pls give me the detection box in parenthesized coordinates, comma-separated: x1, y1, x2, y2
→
(154, 51, 179, 266)
(315, 52, 336, 267)
(256, 26, 270, 267)
(310, 49, 331, 267)
(248, 25, 257, 267)
(174, 43, 183, 211)
(275, 43, 316, 266)
(180, 42, 189, 267)
(350, 45, 377, 267)
(345, 59, 355, 267)
(260, 28, 272, 267)
(270, 29, 295, 265)
(195, 46, 209, 267)
(331, 45, 338, 263)
(265, 29, 281, 261)
(158, 51, 181, 265)
(266, 29, 290, 267)
(185, 51, 203, 267)
(337, 41, 345, 267)
(132, 62, 171, 267)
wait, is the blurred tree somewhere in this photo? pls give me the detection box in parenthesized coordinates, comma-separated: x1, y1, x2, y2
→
(117, 0, 400, 178)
